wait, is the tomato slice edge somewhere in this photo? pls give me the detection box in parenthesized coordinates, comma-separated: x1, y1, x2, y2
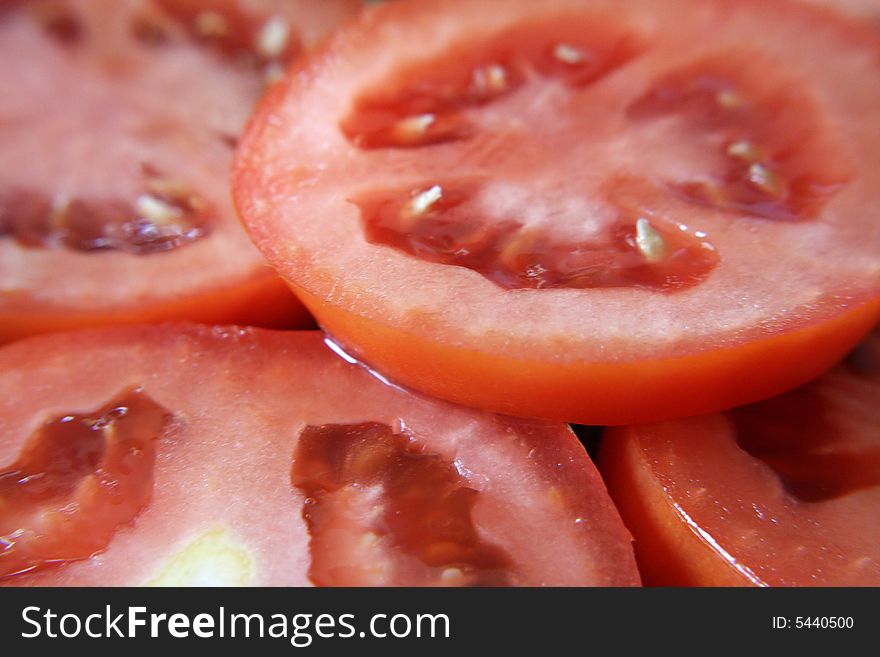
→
(295, 283, 880, 424)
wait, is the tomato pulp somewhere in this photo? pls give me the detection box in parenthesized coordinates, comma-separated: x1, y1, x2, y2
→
(0, 0, 360, 342)
(235, 0, 880, 424)
(803, 0, 880, 27)
(0, 326, 639, 586)
(600, 330, 880, 586)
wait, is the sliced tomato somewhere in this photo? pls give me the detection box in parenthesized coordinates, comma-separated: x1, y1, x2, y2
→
(0, 325, 639, 586)
(600, 329, 880, 586)
(0, 0, 360, 343)
(234, 0, 880, 425)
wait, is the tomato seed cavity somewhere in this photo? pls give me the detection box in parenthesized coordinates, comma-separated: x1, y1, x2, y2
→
(291, 422, 512, 586)
(150, 1, 302, 82)
(25, 0, 84, 46)
(354, 181, 719, 291)
(340, 15, 643, 149)
(627, 54, 852, 220)
(0, 165, 211, 255)
(0, 389, 169, 579)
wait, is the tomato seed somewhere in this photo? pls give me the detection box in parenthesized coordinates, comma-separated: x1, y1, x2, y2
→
(256, 16, 290, 60)
(552, 43, 586, 64)
(746, 162, 784, 197)
(405, 184, 443, 219)
(726, 140, 762, 162)
(629, 57, 851, 220)
(715, 88, 746, 110)
(635, 218, 668, 263)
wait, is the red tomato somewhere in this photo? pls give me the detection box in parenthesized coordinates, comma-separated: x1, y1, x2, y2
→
(234, 0, 880, 425)
(600, 329, 880, 586)
(0, 0, 360, 343)
(0, 325, 639, 586)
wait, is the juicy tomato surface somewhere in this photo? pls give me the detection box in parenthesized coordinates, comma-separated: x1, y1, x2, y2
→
(0, 325, 639, 586)
(234, 0, 880, 425)
(600, 329, 880, 586)
(0, 0, 361, 343)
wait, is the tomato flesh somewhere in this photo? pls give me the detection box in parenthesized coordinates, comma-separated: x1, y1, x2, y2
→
(802, 0, 880, 26)
(234, 0, 880, 424)
(0, 326, 639, 586)
(600, 330, 880, 586)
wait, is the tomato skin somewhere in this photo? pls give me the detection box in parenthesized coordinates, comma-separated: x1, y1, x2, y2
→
(600, 423, 750, 586)
(234, 0, 880, 425)
(294, 284, 880, 425)
(0, 274, 311, 345)
(599, 331, 880, 586)
(0, 325, 639, 587)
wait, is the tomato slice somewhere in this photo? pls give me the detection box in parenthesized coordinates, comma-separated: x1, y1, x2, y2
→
(234, 0, 880, 424)
(0, 326, 639, 586)
(0, 0, 360, 343)
(600, 329, 880, 586)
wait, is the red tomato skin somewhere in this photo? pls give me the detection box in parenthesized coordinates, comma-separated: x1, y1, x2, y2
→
(599, 331, 880, 586)
(292, 284, 880, 425)
(600, 426, 749, 586)
(0, 274, 313, 345)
